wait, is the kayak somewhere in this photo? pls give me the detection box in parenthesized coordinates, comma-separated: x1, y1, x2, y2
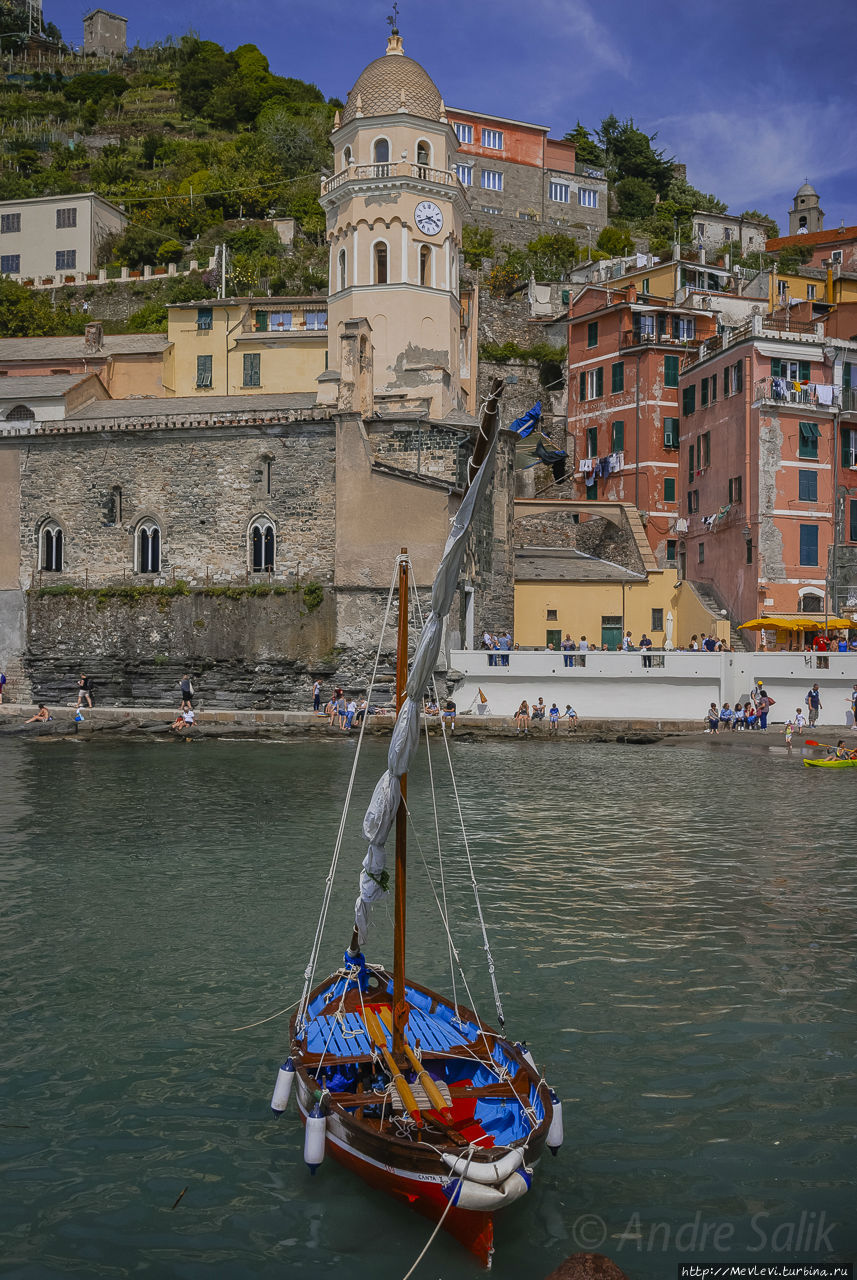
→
(804, 758, 857, 768)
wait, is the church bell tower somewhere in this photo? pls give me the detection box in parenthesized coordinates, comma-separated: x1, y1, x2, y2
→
(317, 23, 469, 419)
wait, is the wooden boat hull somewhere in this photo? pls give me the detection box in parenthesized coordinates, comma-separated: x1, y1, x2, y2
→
(804, 758, 857, 768)
(295, 1082, 495, 1264)
(289, 966, 552, 1267)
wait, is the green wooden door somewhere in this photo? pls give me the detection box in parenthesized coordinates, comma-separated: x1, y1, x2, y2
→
(546, 629, 562, 649)
(601, 616, 622, 650)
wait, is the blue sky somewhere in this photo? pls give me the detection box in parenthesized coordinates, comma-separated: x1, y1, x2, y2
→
(51, 0, 857, 232)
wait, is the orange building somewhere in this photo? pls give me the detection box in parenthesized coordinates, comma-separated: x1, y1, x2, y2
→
(566, 284, 717, 566)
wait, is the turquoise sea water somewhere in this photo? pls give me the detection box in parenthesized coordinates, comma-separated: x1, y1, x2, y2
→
(1, 736, 855, 1279)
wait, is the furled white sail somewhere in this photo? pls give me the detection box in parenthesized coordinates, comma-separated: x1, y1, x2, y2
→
(353, 439, 498, 944)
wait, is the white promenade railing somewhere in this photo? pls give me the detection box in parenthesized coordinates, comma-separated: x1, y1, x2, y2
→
(449, 650, 857, 726)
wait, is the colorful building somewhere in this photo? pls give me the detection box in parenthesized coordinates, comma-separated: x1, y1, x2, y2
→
(0, 192, 126, 284)
(565, 283, 717, 566)
(677, 313, 857, 644)
(163, 297, 328, 399)
(446, 107, 607, 243)
(0, 327, 168, 399)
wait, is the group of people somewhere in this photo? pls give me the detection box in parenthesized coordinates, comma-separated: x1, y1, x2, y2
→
(705, 687, 777, 732)
(514, 698, 578, 735)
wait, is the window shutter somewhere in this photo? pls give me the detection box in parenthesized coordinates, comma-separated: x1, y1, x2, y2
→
(579, 371, 586, 402)
(799, 360, 811, 382)
(595, 366, 604, 397)
(844, 362, 852, 391)
(736, 361, 743, 392)
(256, 310, 268, 331)
(611, 362, 624, 393)
(611, 421, 624, 452)
(850, 499, 857, 542)
(771, 358, 781, 378)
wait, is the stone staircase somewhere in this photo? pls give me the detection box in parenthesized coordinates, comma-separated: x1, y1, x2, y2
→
(686, 580, 752, 650)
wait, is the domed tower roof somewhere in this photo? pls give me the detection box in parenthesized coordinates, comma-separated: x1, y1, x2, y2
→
(341, 33, 443, 125)
(796, 180, 818, 198)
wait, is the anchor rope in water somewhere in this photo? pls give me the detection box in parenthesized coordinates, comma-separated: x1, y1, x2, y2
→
(296, 561, 400, 1035)
(399, 1145, 479, 1280)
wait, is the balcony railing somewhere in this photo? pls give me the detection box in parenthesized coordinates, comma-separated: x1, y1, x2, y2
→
(753, 377, 839, 410)
(621, 329, 699, 350)
(322, 162, 463, 195)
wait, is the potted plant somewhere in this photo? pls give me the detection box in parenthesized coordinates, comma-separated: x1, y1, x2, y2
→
(64, 274, 76, 283)
(129, 269, 141, 278)
(154, 266, 166, 275)
(86, 273, 97, 281)
(22, 278, 34, 287)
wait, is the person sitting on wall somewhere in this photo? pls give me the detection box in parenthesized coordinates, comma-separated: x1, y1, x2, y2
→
(442, 700, 456, 733)
(515, 700, 530, 736)
(25, 704, 51, 723)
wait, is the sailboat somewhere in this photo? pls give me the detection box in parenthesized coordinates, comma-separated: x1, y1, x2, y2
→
(270, 403, 561, 1267)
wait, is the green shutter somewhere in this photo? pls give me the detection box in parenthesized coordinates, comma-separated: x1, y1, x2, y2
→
(586, 477, 598, 500)
(844, 362, 852, 390)
(664, 477, 676, 502)
(595, 366, 604, 397)
(771, 358, 782, 378)
(611, 361, 624, 393)
(842, 427, 855, 468)
(689, 441, 695, 482)
(255, 310, 268, 331)
(799, 360, 811, 382)
(579, 371, 586, 401)
(611, 421, 624, 451)
(664, 354, 679, 387)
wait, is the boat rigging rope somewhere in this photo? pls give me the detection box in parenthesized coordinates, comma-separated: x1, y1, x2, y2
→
(296, 563, 400, 1035)
(408, 575, 506, 1034)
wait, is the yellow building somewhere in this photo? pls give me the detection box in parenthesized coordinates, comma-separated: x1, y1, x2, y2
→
(163, 297, 329, 398)
(770, 266, 857, 308)
(513, 549, 730, 650)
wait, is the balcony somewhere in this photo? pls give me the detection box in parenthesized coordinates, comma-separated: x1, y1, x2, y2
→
(241, 303, 328, 336)
(621, 328, 699, 351)
(322, 162, 464, 197)
(753, 377, 839, 411)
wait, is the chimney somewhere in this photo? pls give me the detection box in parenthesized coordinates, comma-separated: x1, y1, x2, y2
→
(84, 322, 103, 352)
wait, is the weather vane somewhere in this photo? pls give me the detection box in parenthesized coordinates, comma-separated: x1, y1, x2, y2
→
(387, 4, 400, 35)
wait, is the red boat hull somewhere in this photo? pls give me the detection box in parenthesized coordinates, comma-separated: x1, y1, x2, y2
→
(297, 1098, 494, 1266)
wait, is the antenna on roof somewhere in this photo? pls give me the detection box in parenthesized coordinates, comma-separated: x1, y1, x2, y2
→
(387, 3, 400, 35)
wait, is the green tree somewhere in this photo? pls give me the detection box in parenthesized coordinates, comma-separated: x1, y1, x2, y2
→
(562, 121, 604, 168)
(126, 298, 168, 331)
(113, 224, 170, 268)
(157, 238, 185, 264)
(178, 39, 234, 116)
(597, 225, 635, 256)
(777, 245, 812, 273)
(526, 232, 579, 278)
(599, 115, 674, 196)
(462, 224, 494, 267)
(740, 209, 779, 238)
(63, 73, 128, 104)
(615, 176, 658, 219)
(0, 278, 83, 337)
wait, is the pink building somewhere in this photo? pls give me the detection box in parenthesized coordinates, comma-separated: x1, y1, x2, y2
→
(567, 284, 717, 565)
(677, 313, 857, 644)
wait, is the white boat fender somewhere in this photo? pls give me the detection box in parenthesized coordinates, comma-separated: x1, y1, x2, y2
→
(443, 1167, 532, 1212)
(547, 1089, 563, 1155)
(441, 1146, 524, 1185)
(270, 1058, 295, 1116)
(304, 1101, 326, 1174)
(515, 1040, 537, 1071)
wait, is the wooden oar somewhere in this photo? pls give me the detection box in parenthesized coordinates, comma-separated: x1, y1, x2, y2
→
(376, 1003, 456, 1123)
(361, 1007, 423, 1128)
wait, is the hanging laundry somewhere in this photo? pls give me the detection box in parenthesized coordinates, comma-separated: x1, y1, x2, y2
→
(597, 456, 610, 478)
(816, 384, 834, 406)
(674, 518, 689, 533)
(534, 439, 568, 481)
(791, 381, 802, 394)
(772, 377, 788, 398)
(701, 514, 716, 530)
(509, 402, 542, 438)
(585, 469, 596, 486)
(579, 457, 595, 473)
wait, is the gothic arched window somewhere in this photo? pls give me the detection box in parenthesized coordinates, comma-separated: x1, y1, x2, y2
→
(41, 521, 63, 572)
(338, 248, 347, 292)
(250, 517, 275, 573)
(420, 244, 432, 286)
(137, 520, 161, 574)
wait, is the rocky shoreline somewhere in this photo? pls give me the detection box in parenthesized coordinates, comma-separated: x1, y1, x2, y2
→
(1, 704, 853, 751)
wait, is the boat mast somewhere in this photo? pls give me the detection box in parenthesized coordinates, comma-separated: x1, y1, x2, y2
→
(392, 548, 409, 1059)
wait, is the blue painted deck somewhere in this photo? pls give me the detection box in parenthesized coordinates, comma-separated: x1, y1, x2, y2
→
(306, 1002, 481, 1058)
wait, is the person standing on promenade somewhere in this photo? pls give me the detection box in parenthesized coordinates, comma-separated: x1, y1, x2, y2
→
(578, 636, 589, 652)
(561, 634, 574, 652)
(312, 679, 322, 713)
(689, 634, 699, 651)
(180, 674, 194, 710)
(77, 674, 93, 709)
(336, 691, 347, 729)
(793, 708, 805, 735)
(757, 688, 774, 731)
(805, 683, 822, 728)
(640, 634, 653, 667)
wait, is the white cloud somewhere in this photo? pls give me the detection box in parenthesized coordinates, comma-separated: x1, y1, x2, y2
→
(652, 98, 851, 210)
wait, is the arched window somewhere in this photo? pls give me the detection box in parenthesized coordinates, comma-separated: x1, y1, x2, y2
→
(373, 241, 388, 285)
(800, 591, 823, 612)
(343, 145, 352, 166)
(250, 517, 275, 573)
(41, 520, 63, 572)
(7, 404, 36, 421)
(373, 137, 390, 176)
(419, 244, 432, 287)
(416, 140, 431, 178)
(137, 520, 160, 574)
(338, 248, 347, 292)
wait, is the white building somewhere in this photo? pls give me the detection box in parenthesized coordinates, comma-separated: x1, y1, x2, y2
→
(691, 210, 771, 258)
(0, 192, 127, 284)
